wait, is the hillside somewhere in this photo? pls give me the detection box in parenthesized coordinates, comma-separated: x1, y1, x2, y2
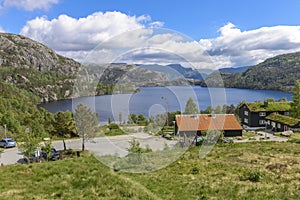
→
(0, 33, 82, 102)
(1, 142, 300, 199)
(205, 52, 300, 92)
(84, 63, 203, 89)
(218, 66, 249, 74)
(136, 64, 205, 80)
(0, 33, 81, 75)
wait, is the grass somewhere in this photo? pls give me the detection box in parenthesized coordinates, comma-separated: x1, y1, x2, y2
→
(1, 142, 300, 199)
(266, 113, 300, 126)
(241, 131, 257, 138)
(246, 102, 291, 112)
(275, 132, 300, 143)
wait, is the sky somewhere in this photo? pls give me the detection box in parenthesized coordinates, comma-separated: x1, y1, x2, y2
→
(1, 0, 300, 70)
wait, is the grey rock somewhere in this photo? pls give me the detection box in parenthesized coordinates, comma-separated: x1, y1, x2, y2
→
(281, 130, 293, 137)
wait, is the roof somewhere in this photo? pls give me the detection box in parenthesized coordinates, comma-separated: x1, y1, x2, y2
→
(242, 102, 291, 112)
(266, 113, 300, 127)
(176, 114, 242, 132)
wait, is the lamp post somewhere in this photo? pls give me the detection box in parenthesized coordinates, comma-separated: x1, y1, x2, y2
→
(3, 124, 7, 138)
(173, 121, 176, 136)
(161, 96, 169, 126)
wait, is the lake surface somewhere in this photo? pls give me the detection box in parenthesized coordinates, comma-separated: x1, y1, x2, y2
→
(39, 86, 292, 123)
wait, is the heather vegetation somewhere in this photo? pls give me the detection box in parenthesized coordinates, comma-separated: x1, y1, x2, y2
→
(1, 142, 300, 199)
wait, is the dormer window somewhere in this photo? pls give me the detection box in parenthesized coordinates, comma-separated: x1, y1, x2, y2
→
(259, 112, 266, 117)
(284, 112, 290, 116)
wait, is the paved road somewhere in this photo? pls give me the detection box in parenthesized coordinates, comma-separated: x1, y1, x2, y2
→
(0, 133, 177, 166)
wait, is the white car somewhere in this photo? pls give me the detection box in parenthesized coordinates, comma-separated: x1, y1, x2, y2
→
(0, 138, 16, 148)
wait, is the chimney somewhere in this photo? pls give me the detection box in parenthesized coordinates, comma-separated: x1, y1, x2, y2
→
(264, 101, 268, 108)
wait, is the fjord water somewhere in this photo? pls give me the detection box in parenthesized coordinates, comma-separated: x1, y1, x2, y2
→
(39, 86, 292, 123)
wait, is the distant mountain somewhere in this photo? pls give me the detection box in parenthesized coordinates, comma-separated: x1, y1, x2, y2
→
(136, 64, 206, 80)
(218, 66, 250, 74)
(86, 63, 202, 87)
(204, 52, 300, 92)
(167, 64, 206, 80)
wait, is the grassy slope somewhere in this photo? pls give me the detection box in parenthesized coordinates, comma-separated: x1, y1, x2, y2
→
(1, 142, 300, 199)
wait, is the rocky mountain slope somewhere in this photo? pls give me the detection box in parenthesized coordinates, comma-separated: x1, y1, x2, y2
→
(0, 33, 81, 75)
(0, 33, 82, 102)
(204, 52, 300, 92)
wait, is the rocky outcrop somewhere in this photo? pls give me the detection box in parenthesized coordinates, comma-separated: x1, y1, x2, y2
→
(0, 33, 81, 76)
(0, 33, 82, 102)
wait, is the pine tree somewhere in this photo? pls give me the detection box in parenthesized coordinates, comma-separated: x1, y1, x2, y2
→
(291, 81, 300, 118)
(53, 111, 76, 150)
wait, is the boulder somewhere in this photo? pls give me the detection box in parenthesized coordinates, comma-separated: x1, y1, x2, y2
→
(281, 130, 293, 137)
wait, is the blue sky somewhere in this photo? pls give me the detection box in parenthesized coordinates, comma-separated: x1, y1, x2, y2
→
(1, 0, 300, 69)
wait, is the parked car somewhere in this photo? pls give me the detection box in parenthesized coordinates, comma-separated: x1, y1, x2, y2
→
(0, 138, 16, 148)
(41, 148, 61, 161)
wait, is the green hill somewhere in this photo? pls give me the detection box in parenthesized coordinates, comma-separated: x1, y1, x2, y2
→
(1, 142, 300, 199)
(205, 52, 300, 92)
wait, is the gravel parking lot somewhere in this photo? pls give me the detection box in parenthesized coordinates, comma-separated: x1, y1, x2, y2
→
(0, 133, 177, 166)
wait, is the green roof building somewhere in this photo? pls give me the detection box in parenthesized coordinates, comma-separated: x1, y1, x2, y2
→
(239, 101, 291, 128)
(266, 113, 300, 132)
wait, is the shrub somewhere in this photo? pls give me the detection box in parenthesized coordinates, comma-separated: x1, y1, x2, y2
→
(241, 168, 264, 182)
(108, 123, 120, 130)
(65, 148, 74, 155)
(191, 166, 199, 174)
(127, 139, 143, 153)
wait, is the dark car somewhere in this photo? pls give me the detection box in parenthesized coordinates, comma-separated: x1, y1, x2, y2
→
(0, 138, 16, 148)
(41, 148, 61, 161)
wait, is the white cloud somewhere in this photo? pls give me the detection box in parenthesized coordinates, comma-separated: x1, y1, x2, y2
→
(149, 21, 164, 28)
(1, 0, 59, 11)
(200, 23, 300, 67)
(21, 12, 300, 70)
(21, 11, 150, 52)
(20, 11, 209, 68)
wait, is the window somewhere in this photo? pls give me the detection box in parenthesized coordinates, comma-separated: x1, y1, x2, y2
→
(244, 118, 248, 123)
(271, 122, 276, 127)
(244, 111, 248, 116)
(277, 123, 281, 129)
(259, 112, 266, 117)
(259, 120, 265, 125)
(284, 112, 290, 116)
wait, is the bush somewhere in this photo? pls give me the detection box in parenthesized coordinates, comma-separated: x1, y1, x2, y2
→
(127, 139, 143, 153)
(65, 148, 74, 155)
(241, 168, 264, 182)
(108, 123, 120, 130)
(105, 124, 125, 136)
(191, 166, 199, 174)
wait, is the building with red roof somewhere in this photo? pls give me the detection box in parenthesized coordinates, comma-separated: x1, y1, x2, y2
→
(175, 114, 242, 137)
